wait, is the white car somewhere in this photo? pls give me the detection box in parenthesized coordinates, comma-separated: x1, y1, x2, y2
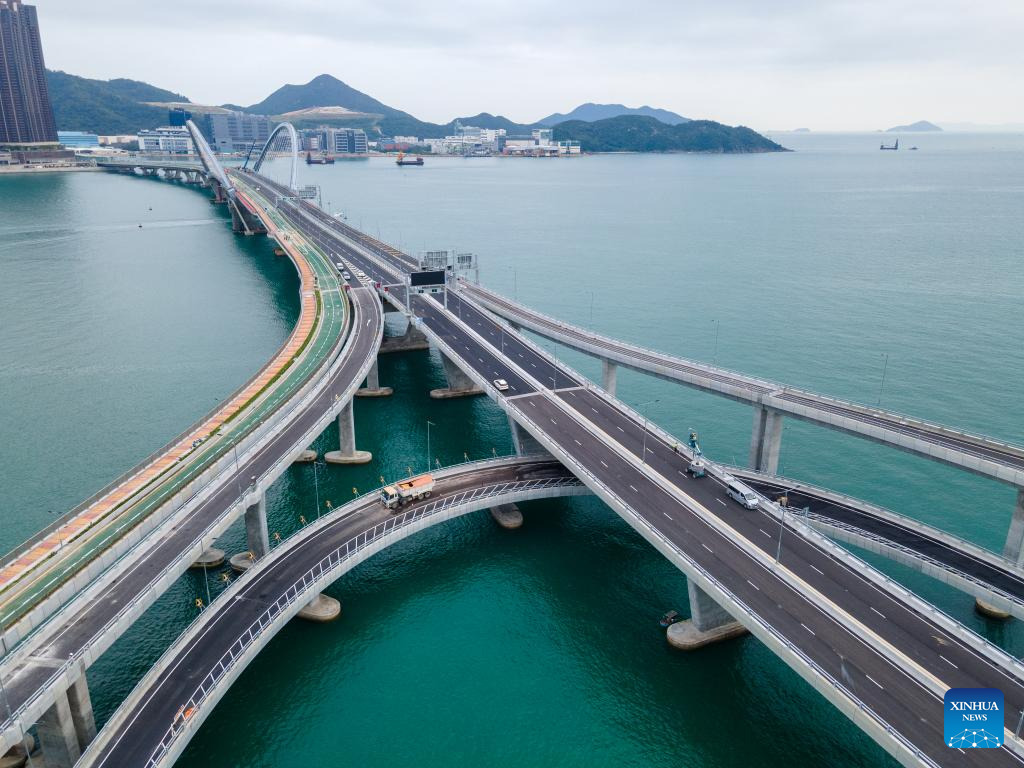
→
(493, 378, 510, 392)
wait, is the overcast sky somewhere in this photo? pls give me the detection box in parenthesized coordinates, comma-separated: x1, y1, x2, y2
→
(35, 0, 1024, 130)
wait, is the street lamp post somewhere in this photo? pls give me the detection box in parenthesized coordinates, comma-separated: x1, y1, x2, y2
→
(877, 352, 889, 407)
(48, 510, 64, 550)
(312, 459, 323, 519)
(636, 399, 660, 464)
(775, 504, 786, 566)
(426, 421, 436, 473)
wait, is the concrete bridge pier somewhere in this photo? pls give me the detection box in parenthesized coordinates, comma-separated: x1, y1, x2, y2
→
(430, 353, 483, 399)
(977, 489, 1024, 618)
(602, 359, 617, 396)
(379, 319, 430, 354)
(324, 399, 372, 464)
(297, 592, 341, 622)
(229, 200, 267, 236)
(667, 582, 748, 650)
(356, 360, 393, 397)
(490, 503, 523, 529)
(748, 405, 783, 474)
(36, 673, 95, 768)
(231, 493, 270, 571)
(509, 416, 548, 457)
(210, 180, 228, 204)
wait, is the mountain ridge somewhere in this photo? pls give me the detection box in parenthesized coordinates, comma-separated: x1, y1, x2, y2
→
(538, 102, 689, 126)
(46, 71, 781, 153)
(886, 120, 942, 132)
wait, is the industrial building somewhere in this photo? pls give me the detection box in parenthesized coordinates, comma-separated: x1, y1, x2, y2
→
(137, 126, 194, 154)
(57, 131, 100, 148)
(207, 111, 272, 153)
(302, 127, 368, 155)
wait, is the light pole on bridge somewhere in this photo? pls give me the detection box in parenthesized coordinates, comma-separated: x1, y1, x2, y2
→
(636, 399, 661, 464)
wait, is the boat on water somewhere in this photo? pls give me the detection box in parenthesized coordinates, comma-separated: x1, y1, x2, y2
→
(660, 610, 683, 628)
(880, 139, 899, 150)
(396, 152, 424, 166)
(306, 152, 335, 165)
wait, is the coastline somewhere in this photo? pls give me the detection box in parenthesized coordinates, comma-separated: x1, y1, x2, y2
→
(0, 164, 100, 175)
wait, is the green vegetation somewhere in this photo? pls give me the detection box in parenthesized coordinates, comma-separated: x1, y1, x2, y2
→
(45, 70, 184, 134)
(539, 102, 689, 126)
(552, 115, 786, 153)
(45, 68, 783, 154)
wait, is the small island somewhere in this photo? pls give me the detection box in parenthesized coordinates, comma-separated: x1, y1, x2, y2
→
(552, 115, 786, 153)
(886, 120, 942, 132)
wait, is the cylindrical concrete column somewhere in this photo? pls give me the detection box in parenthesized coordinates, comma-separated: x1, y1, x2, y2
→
(758, 410, 784, 475)
(509, 415, 547, 457)
(37, 689, 80, 768)
(1001, 489, 1024, 565)
(324, 399, 372, 464)
(747, 406, 783, 474)
(602, 359, 617, 396)
(356, 360, 393, 397)
(245, 493, 270, 560)
(667, 582, 748, 650)
(430, 353, 483, 399)
(748, 405, 767, 469)
(67, 673, 96, 751)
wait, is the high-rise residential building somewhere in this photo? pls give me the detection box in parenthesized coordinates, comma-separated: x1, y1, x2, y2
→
(0, 0, 57, 146)
(206, 111, 272, 153)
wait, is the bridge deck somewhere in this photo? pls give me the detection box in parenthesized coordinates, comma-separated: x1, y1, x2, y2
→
(462, 282, 1024, 484)
(234, 176, 1024, 766)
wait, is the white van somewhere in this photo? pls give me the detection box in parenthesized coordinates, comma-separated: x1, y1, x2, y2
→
(725, 478, 760, 509)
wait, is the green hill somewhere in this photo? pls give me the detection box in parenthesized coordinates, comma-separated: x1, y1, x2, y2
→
(45, 70, 184, 134)
(553, 115, 785, 153)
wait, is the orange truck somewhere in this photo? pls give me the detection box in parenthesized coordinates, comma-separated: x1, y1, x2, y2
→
(380, 474, 435, 510)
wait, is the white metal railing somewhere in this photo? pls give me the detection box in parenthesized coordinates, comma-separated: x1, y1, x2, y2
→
(445, 290, 1024, 683)
(429, 313, 1022, 759)
(0, 168, 348, 575)
(139, 475, 581, 767)
(501, 400, 938, 767)
(726, 466, 1024, 577)
(464, 282, 1024, 460)
(461, 282, 780, 391)
(802, 511, 1024, 607)
(0, 271, 372, 744)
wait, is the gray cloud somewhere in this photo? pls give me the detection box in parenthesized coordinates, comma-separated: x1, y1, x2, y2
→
(35, 0, 1024, 129)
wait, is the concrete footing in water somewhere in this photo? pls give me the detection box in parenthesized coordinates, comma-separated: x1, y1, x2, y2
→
(325, 449, 372, 464)
(429, 387, 483, 399)
(293, 449, 318, 463)
(666, 619, 748, 650)
(190, 548, 225, 569)
(666, 583, 749, 650)
(298, 593, 341, 622)
(490, 504, 523, 529)
(229, 552, 256, 573)
(431, 352, 483, 399)
(975, 597, 1012, 620)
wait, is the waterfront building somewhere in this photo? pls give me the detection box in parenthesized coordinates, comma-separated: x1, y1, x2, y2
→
(207, 110, 272, 153)
(302, 127, 368, 155)
(98, 135, 137, 146)
(0, 0, 58, 147)
(57, 131, 100, 148)
(137, 126, 194, 154)
(422, 124, 507, 155)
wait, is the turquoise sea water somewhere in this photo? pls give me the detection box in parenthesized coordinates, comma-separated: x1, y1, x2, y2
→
(2, 132, 1023, 766)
